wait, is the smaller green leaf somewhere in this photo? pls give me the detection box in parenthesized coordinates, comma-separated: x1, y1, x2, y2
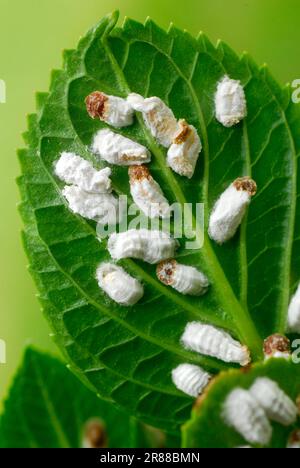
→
(0, 347, 176, 448)
(182, 359, 300, 448)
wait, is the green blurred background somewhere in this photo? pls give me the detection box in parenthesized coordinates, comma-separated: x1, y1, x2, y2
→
(0, 0, 300, 409)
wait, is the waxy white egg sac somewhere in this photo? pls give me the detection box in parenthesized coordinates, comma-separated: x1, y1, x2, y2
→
(181, 322, 250, 366)
(96, 263, 144, 306)
(215, 75, 247, 127)
(156, 260, 209, 296)
(86, 91, 134, 128)
(167, 119, 202, 179)
(223, 388, 272, 446)
(129, 165, 171, 219)
(127, 93, 178, 148)
(208, 177, 257, 244)
(250, 378, 298, 426)
(55, 152, 112, 193)
(171, 363, 211, 398)
(62, 185, 119, 224)
(92, 129, 151, 166)
(107, 229, 179, 264)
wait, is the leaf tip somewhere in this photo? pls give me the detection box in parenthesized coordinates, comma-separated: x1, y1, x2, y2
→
(216, 38, 223, 49)
(24, 339, 35, 353)
(144, 16, 152, 27)
(122, 15, 130, 28)
(282, 82, 291, 94)
(106, 10, 120, 27)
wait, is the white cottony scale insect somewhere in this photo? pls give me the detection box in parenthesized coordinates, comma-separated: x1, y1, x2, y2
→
(127, 93, 178, 148)
(62, 186, 119, 224)
(208, 177, 257, 244)
(92, 129, 151, 166)
(171, 363, 211, 398)
(250, 378, 298, 426)
(55, 152, 112, 193)
(167, 119, 202, 179)
(223, 389, 272, 446)
(215, 75, 247, 127)
(107, 229, 179, 264)
(86, 91, 134, 128)
(96, 263, 144, 306)
(129, 165, 171, 219)
(156, 260, 209, 296)
(181, 322, 250, 366)
(287, 283, 300, 333)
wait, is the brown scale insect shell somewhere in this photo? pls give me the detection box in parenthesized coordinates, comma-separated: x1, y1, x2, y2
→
(289, 429, 300, 444)
(263, 333, 291, 356)
(85, 91, 108, 120)
(233, 176, 257, 196)
(83, 419, 108, 448)
(173, 119, 192, 144)
(128, 165, 151, 183)
(156, 259, 177, 286)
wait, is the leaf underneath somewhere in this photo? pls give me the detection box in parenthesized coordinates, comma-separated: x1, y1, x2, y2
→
(0, 347, 177, 448)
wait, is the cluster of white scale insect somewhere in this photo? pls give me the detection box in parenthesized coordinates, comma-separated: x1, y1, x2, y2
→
(96, 263, 144, 307)
(287, 283, 300, 334)
(223, 378, 298, 447)
(54, 76, 300, 413)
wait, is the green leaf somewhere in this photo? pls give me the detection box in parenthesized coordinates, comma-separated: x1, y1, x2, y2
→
(18, 11, 300, 433)
(0, 347, 176, 448)
(182, 358, 300, 448)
